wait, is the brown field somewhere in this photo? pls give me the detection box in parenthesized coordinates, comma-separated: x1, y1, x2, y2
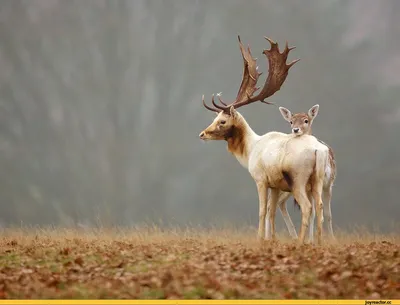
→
(0, 227, 399, 299)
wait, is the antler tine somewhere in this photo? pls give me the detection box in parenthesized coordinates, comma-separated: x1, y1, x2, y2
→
(216, 92, 228, 106)
(215, 94, 229, 107)
(264, 36, 276, 46)
(211, 94, 227, 110)
(215, 93, 230, 108)
(287, 58, 300, 68)
(202, 94, 220, 113)
(285, 41, 296, 52)
(219, 99, 228, 106)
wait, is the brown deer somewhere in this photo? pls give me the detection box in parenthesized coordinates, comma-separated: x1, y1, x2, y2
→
(198, 35, 329, 245)
(271, 105, 336, 241)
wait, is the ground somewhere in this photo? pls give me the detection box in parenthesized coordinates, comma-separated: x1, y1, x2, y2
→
(0, 227, 399, 299)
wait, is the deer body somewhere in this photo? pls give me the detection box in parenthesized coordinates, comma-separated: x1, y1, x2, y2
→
(199, 34, 328, 244)
(248, 132, 319, 191)
(266, 105, 336, 241)
(201, 109, 329, 244)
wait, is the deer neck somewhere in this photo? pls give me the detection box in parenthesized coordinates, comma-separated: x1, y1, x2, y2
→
(225, 116, 259, 169)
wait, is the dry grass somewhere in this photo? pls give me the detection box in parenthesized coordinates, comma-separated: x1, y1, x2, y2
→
(0, 226, 399, 299)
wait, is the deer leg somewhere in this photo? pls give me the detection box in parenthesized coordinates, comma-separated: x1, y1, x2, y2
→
(312, 192, 323, 246)
(323, 186, 335, 239)
(312, 186, 324, 246)
(265, 216, 271, 240)
(292, 187, 312, 244)
(278, 193, 298, 239)
(307, 192, 315, 243)
(265, 189, 271, 240)
(256, 182, 268, 241)
(312, 150, 327, 245)
(268, 188, 280, 240)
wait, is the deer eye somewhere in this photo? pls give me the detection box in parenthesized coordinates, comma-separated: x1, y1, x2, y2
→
(220, 120, 226, 125)
(304, 119, 309, 124)
(289, 121, 293, 125)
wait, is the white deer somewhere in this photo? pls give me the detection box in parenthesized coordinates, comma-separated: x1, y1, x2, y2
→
(264, 105, 336, 242)
(199, 35, 329, 244)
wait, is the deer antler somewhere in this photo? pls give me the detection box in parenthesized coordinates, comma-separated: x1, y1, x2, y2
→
(234, 35, 261, 105)
(207, 35, 260, 112)
(203, 36, 299, 113)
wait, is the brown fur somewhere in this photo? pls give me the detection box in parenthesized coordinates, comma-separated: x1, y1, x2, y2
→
(291, 113, 313, 135)
(226, 124, 247, 160)
(200, 111, 250, 165)
(282, 171, 293, 190)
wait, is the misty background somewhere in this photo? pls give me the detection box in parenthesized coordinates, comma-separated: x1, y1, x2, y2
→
(0, 0, 399, 232)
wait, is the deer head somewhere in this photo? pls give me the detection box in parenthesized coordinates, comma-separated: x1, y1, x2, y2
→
(279, 104, 319, 136)
(199, 105, 240, 141)
(200, 35, 299, 139)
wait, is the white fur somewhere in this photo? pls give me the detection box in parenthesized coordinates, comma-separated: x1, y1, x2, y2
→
(201, 109, 329, 244)
(324, 165, 331, 186)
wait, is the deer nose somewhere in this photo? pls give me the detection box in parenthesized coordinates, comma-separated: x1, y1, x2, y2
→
(199, 132, 205, 138)
(293, 128, 299, 133)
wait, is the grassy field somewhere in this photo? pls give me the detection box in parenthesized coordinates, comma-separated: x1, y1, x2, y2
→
(0, 227, 399, 299)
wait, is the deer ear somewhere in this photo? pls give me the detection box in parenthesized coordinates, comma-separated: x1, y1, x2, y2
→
(279, 107, 292, 122)
(308, 104, 319, 120)
(229, 106, 238, 119)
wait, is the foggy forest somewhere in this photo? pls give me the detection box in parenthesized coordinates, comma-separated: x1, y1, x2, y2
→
(1, 0, 399, 233)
